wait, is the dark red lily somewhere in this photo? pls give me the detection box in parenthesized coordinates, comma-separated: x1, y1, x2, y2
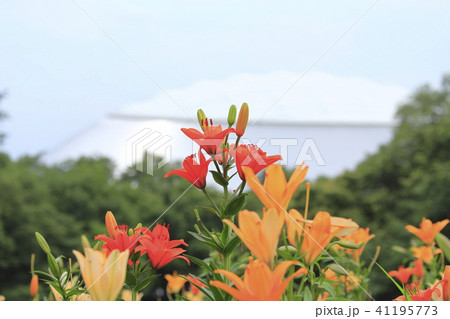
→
(229, 144, 282, 180)
(181, 120, 235, 155)
(135, 224, 190, 270)
(164, 150, 212, 189)
(394, 280, 444, 301)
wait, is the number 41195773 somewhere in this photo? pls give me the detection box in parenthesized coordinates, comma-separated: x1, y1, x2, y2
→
(375, 305, 438, 316)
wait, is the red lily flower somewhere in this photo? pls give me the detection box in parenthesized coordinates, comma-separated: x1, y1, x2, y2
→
(95, 225, 141, 256)
(394, 280, 444, 301)
(181, 121, 235, 155)
(95, 211, 142, 265)
(164, 150, 212, 189)
(135, 224, 190, 270)
(229, 144, 282, 180)
(388, 265, 414, 284)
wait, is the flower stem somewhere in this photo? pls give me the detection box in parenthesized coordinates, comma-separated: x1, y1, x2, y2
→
(202, 188, 220, 213)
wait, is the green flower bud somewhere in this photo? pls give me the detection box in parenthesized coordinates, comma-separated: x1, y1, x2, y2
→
(197, 109, 207, 131)
(227, 105, 237, 127)
(35, 232, 51, 255)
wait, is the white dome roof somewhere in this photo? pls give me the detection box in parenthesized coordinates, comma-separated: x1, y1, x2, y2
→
(118, 71, 407, 124)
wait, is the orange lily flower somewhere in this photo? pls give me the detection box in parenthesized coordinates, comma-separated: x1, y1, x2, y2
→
(339, 227, 375, 262)
(405, 218, 449, 245)
(73, 248, 129, 301)
(165, 271, 187, 294)
(286, 210, 347, 265)
(242, 163, 308, 214)
(223, 209, 283, 267)
(181, 121, 235, 155)
(411, 246, 441, 264)
(210, 258, 307, 301)
(164, 150, 212, 189)
(229, 144, 282, 180)
(388, 265, 414, 284)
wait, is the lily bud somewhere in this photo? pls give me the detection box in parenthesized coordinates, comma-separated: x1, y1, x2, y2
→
(227, 105, 237, 127)
(197, 109, 207, 131)
(236, 103, 249, 136)
(30, 274, 39, 299)
(35, 232, 51, 255)
(81, 235, 91, 250)
(436, 233, 450, 263)
(105, 211, 118, 239)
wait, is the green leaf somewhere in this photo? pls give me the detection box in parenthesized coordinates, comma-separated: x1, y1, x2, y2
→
(184, 255, 214, 273)
(210, 170, 228, 187)
(223, 235, 242, 255)
(47, 254, 60, 278)
(125, 272, 137, 288)
(303, 286, 313, 301)
(187, 231, 222, 251)
(35, 232, 51, 255)
(318, 281, 336, 297)
(34, 270, 55, 280)
(197, 206, 220, 217)
(435, 233, 450, 263)
(223, 193, 247, 218)
(136, 274, 159, 291)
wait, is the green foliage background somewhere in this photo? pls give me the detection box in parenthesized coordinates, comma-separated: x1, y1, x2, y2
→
(0, 75, 449, 300)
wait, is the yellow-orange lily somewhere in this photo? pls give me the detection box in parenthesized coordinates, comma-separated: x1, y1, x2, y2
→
(121, 289, 143, 301)
(286, 210, 337, 265)
(405, 218, 449, 245)
(165, 271, 187, 295)
(242, 164, 308, 215)
(223, 209, 283, 268)
(411, 245, 441, 264)
(72, 248, 128, 301)
(210, 258, 307, 301)
(339, 227, 375, 262)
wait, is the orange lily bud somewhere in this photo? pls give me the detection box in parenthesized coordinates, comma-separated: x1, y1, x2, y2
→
(227, 104, 237, 127)
(105, 211, 118, 239)
(30, 274, 39, 299)
(235, 103, 249, 136)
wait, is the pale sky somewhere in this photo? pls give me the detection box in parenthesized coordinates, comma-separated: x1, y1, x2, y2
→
(1, 0, 449, 158)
